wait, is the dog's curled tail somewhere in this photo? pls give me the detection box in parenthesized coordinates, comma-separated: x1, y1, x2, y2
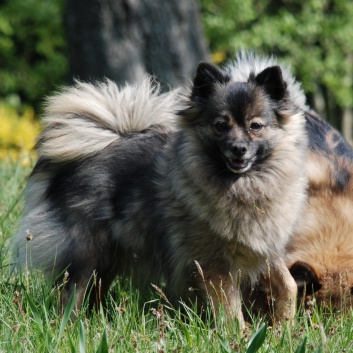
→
(38, 77, 180, 162)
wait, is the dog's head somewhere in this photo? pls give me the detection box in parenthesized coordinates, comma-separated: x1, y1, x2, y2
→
(181, 61, 292, 175)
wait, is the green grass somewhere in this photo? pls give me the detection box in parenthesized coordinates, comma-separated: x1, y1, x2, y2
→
(1, 159, 353, 352)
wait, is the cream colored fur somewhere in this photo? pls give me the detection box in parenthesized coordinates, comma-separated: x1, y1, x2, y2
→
(40, 78, 180, 161)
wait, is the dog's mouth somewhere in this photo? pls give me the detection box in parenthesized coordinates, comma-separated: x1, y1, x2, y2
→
(226, 158, 252, 173)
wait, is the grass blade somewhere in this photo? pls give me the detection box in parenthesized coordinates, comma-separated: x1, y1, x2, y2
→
(68, 334, 77, 353)
(55, 287, 76, 349)
(218, 333, 231, 353)
(246, 322, 267, 353)
(79, 320, 86, 353)
(26, 293, 44, 336)
(96, 329, 108, 353)
(295, 337, 307, 353)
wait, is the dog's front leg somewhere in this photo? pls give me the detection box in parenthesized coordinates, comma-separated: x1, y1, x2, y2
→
(203, 272, 245, 328)
(260, 258, 297, 322)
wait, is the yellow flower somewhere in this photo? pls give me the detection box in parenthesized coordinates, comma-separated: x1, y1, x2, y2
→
(211, 51, 227, 64)
(0, 104, 40, 163)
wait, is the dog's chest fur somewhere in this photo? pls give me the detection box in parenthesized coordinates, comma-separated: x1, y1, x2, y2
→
(152, 130, 307, 282)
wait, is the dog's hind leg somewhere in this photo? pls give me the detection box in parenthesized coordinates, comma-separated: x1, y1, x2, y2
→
(56, 267, 95, 313)
(57, 261, 119, 313)
(54, 236, 122, 313)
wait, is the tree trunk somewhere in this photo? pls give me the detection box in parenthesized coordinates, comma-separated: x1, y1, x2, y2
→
(64, 0, 209, 88)
(342, 108, 353, 145)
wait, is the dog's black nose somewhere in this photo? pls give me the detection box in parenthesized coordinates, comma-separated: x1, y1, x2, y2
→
(231, 142, 248, 156)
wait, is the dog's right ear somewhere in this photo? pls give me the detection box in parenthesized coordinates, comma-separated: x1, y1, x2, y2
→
(191, 62, 230, 105)
(255, 66, 287, 101)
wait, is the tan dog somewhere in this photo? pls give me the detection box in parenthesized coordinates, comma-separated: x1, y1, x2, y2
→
(246, 110, 353, 315)
(287, 111, 353, 310)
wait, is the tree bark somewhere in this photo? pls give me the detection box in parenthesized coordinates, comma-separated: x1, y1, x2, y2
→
(64, 0, 209, 88)
(342, 108, 353, 145)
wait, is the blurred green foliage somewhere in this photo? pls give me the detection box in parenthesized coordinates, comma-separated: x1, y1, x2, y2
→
(201, 0, 353, 110)
(1, 0, 353, 117)
(0, 0, 67, 110)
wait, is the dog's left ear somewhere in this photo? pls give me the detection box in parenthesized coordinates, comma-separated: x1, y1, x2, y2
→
(255, 66, 287, 101)
(180, 63, 230, 123)
(191, 62, 230, 105)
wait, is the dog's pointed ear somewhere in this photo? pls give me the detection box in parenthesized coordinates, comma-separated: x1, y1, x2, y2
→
(255, 65, 287, 101)
(191, 62, 230, 104)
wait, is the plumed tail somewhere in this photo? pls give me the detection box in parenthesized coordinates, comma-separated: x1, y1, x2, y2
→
(38, 77, 180, 162)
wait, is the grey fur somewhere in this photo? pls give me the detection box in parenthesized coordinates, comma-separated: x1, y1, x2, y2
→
(12, 53, 307, 324)
(225, 51, 308, 111)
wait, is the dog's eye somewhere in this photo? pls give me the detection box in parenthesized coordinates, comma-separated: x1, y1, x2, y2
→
(214, 121, 229, 134)
(249, 122, 263, 132)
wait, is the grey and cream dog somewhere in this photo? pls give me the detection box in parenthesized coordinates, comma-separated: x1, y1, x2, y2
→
(12, 53, 308, 326)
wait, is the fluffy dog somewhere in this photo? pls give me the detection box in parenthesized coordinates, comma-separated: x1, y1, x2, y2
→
(12, 53, 307, 326)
